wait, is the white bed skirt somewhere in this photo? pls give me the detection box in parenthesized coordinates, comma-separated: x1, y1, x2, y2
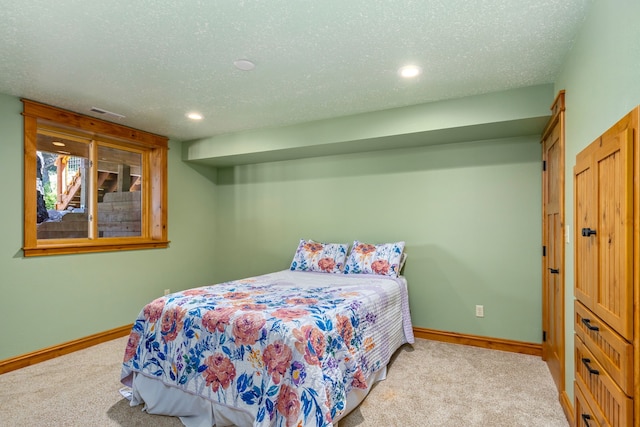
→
(130, 367, 387, 427)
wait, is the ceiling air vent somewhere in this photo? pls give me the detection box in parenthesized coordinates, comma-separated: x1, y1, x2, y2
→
(90, 107, 125, 119)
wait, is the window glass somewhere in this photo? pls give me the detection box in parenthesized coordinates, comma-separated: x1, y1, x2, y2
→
(97, 145, 143, 238)
(36, 131, 90, 239)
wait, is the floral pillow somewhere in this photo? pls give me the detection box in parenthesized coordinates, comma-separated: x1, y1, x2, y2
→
(343, 240, 405, 277)
(289, 239, 348, 274)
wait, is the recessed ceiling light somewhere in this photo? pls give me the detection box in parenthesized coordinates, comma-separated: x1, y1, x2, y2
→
(186, 112, 203, 120)
(233, 59, 256, 71)
(52, 141, 66, 147)
(398, 65, 422, 78)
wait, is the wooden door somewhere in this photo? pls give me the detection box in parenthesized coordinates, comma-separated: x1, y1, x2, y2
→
(541, 92, 565, 393)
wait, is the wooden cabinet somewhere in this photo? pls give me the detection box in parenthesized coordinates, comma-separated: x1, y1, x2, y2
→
(573, 106, 638, 427)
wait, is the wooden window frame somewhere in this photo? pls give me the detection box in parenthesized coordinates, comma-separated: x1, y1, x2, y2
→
(22, 99, 169, 256)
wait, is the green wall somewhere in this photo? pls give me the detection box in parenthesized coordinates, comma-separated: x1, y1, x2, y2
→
(212, 136, 543, 342)
(554, 0, 640, 402)
(0, 93, 220, 360)
(0, 94, 546, 361)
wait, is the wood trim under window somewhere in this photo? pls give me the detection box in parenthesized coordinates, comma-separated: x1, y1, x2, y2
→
(22, 99, 169, 256)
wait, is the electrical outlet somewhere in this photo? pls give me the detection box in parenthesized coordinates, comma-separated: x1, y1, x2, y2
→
(164, 289, 170, 296)
(475, 305, 484, 318)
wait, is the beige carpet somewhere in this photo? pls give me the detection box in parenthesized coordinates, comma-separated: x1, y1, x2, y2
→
(0, 337, 568, 427)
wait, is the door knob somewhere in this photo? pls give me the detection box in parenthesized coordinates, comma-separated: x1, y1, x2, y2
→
(581, 228, 596, 237)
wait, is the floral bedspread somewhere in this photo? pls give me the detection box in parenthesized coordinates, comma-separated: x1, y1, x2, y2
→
(121, 270, 413, 427)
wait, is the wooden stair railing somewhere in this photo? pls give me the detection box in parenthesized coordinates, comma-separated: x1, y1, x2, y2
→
(55, 171, 82, 210)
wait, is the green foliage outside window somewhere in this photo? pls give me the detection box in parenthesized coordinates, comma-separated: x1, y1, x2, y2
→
(43, 183, 56, 210)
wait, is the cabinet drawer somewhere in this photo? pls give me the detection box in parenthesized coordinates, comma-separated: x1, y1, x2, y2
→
(575, 301, 633, 395)
(575, 382, 604, 427)
(575, 336, 632, 427)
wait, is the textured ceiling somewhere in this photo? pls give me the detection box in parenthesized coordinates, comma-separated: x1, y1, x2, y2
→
(0, 1, 592, 141)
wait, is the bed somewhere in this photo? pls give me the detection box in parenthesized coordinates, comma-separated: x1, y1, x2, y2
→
(121, 240, 413, 427)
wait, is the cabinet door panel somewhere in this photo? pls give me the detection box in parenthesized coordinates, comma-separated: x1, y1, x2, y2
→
(574, 145, 597, 309)
(593, 127, 634, 340)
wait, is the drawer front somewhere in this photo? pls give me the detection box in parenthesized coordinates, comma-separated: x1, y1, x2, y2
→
(575, 382, 604, 427)
(575, 301, 634, 395)
(575, 336, 633, 427)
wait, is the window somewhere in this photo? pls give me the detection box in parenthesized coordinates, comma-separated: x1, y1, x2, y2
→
(23, 99, 169, 256)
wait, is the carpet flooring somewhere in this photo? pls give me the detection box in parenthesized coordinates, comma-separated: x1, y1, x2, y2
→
(0, 337, 569, 426)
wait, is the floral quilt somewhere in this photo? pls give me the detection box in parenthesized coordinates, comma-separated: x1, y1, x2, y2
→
(121, 270, 413, 427)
